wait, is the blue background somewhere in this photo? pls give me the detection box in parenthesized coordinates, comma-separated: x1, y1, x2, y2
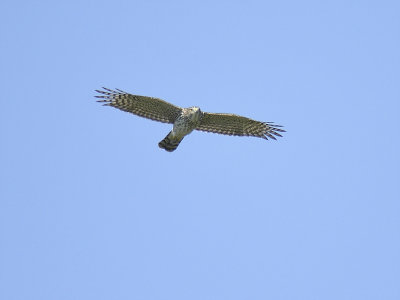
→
(1, 1, 399, 299)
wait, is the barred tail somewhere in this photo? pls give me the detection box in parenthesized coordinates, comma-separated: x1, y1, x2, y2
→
(158, 132, 183, 152)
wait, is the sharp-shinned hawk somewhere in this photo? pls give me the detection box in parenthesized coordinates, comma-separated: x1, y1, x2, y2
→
(96, 87, 285, 152)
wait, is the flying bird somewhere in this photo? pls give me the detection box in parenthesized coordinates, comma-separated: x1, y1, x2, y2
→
(96, 87, 285, 152)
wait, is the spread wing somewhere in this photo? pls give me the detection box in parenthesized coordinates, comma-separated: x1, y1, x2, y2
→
(196, 112, 285, 140)
(95, 87, 182, 124)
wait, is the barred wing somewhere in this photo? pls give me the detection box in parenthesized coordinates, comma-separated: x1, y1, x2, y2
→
(196, 112, 285, 140)
(95, 87, 182, 124)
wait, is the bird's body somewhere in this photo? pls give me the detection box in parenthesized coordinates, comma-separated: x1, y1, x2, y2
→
(159, 107, 203, 151)
(96, 88, 285, 152)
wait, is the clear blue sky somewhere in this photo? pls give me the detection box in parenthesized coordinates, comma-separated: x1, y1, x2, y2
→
(1, 1, 399, 299)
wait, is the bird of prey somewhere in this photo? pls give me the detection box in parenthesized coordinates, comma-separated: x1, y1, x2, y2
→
(95, 87, 285, 152)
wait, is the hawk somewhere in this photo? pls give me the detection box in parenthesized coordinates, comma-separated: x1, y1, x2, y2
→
(96, 87, 285, 152)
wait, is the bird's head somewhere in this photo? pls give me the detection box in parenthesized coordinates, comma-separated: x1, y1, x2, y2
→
(188, 106, 202, 121)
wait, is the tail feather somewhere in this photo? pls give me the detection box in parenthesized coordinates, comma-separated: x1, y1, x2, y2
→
(158, 132, 183, 152)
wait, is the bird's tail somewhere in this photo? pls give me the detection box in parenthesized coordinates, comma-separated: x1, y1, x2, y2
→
(158, 132, 183, 152)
